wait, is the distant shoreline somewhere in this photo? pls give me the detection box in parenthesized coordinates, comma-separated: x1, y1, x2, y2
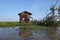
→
(0, 22, 19, 27)
(0, 21, 59, 28)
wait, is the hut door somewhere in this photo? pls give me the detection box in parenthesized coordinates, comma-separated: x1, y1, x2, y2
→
(22, 18, 25, 21)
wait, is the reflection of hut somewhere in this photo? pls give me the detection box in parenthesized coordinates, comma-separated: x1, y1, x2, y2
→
(18, 11, 32, 23)
(19, 28, 32, 38)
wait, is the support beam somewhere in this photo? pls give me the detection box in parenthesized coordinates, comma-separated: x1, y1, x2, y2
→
(58, 7, 60, 22)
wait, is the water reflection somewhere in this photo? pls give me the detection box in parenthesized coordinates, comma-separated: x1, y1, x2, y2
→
(46, 26, 57, 40)
(18, 26, 58, 40)
(0, 26, 60, 40)
(18, 26, 59, 40)
(18, 27, 32, 38)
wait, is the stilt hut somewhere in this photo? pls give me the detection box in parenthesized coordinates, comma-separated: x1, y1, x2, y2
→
(18, 11, 32, 23)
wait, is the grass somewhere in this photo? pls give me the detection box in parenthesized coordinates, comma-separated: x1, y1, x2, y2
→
(20, 22, 60, 31)
(0, 22, 39, 28)
(0, 22, 20, 27)
(0, 22, 47, 31)
(20, 23, 48, 30)
(0, 22, 44, 30)
(0, 22, 59, 30)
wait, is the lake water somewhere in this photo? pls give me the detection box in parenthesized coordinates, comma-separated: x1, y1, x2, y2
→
(0, 26, 60, 40)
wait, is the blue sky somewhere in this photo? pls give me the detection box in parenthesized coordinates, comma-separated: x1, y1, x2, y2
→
(0, 0, 60, 21)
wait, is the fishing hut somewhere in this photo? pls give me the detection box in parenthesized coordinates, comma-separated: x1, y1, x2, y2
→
(18, 11, 32, 23)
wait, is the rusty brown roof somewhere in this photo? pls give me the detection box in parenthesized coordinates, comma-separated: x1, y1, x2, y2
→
(18, 11, 32, 15)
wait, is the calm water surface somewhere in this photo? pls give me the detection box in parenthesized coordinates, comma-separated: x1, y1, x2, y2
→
(0, 26, 60, 40)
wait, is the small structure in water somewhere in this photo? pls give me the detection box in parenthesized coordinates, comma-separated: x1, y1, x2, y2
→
(18, 11, 32, 23)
